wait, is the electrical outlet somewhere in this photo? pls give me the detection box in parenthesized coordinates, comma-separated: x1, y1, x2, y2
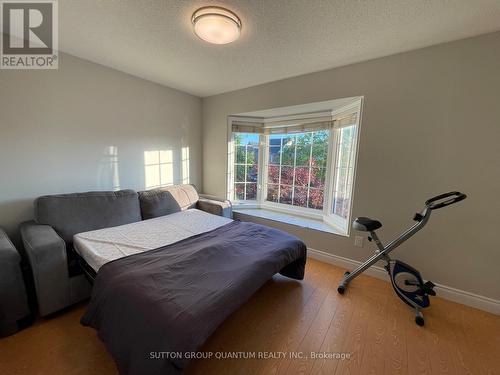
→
(354, 235, 364, 248)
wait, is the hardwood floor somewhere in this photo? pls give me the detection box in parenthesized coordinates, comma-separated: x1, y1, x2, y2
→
(0, 258, 499, 375)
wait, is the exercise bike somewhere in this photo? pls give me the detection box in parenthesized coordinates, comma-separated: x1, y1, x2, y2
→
(337, 191, 467, 326)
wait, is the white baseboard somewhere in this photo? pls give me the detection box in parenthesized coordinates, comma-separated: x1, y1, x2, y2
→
(307, 248, 500, 315)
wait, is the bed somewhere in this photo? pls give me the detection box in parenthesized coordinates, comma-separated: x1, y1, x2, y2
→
(78, 209, 307, 374)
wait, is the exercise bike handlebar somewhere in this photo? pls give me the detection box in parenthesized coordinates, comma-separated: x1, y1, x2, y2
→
(372, 191, 466, 256)
(424, 191, 467, 210)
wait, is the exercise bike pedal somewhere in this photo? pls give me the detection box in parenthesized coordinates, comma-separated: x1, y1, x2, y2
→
(422, 281, 436, 296)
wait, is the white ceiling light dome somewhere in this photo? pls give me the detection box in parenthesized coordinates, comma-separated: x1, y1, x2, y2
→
(192, 6, 242, 45)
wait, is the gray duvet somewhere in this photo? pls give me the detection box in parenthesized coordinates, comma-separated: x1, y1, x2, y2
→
(81, 220, 307, 375)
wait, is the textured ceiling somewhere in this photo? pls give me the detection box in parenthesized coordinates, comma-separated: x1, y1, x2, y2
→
(59, 0, 500, 97)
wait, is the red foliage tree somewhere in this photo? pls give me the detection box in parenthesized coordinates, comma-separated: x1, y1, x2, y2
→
(267, 159, 325, 209)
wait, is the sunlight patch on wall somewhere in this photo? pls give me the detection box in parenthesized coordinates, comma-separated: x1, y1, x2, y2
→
(181, 147, 190, 184)
(144, 150, 174, 189)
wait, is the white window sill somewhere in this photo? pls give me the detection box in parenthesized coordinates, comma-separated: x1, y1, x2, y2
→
(233, 207, 348, 236)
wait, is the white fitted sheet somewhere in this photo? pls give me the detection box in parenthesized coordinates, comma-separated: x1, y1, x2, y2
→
(73, 209, 232, 272)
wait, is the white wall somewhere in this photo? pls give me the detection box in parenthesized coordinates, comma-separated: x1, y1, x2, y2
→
(0, 52, 202, 242)
(202, 32, 500, 300)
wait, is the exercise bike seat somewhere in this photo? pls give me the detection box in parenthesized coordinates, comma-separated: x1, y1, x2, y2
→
(353, 217, 382, 231)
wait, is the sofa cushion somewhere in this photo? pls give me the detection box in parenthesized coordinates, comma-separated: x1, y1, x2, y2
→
(138, 185, 199, 220)
(35, 190, 141, 243)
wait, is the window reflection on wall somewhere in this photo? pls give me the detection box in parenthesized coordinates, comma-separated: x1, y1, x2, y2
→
(181, 147, 190, 184)
(144, 150, 174, 189)
(98, 146, 120, 190)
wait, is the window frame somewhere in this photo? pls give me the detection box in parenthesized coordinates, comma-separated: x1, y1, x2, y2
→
(226, 99, 363, 235)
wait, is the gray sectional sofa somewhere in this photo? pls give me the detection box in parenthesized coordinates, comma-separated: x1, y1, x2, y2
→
(20, 184, 231, 316)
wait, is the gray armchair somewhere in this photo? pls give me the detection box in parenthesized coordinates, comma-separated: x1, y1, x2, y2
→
(0, 228, 31, 336)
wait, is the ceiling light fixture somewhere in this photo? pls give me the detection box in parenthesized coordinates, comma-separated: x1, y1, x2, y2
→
(192, 6, 241, 45)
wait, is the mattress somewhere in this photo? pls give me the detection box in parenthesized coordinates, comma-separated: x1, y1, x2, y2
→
(73, 208, 233, 272)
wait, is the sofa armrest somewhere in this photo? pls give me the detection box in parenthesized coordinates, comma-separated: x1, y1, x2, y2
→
(197, 195, 232, 218)
(20, 221, 70, 316)
(0, 229, 20, 264)
(0, 228, 31, 336)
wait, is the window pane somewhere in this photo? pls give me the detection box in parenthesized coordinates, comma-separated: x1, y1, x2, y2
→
(282, 135, 294, 147)
(269, 134, 282, 146)
(332, 125, 357, 220)
(280, 185, 292, 205)
(235, 133, 259, 146)
(235, 183, 245, 200)
(268, 165, 280, 184)
(267, 184, 279, 202)
(342, 196, 350, 219)
(312, 130, 328, 168)
(246, 165, 258, 182)
(234, 134, 244, 146)
(295, 145, 311, 166)
(308, 188, 324, 210)
(296, 132, 312, 145)
(235, 165, 245, 182)
(313, 130, 329, 144)
(294, 167, 309, 186)
(268, 146, 281, 164)
(293, 187, 308, 207)
(310, 167, 326, 189)
(246, 183, 257, 200)
(236, 146, 246, 163)
(281, 145, 294, 166)
(280, 166, 294, 185)
(311, 144, 327, 168)
(333, 197, 342, 216)
(333, 192, 347, 217)
(335, 167, 348, 192)
(338, 128, 353, 168)
(245, 134, 260, 146)
(247, 146, 258, 165)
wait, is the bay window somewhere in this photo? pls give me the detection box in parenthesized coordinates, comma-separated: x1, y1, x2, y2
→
(227, 99, 362, 235)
